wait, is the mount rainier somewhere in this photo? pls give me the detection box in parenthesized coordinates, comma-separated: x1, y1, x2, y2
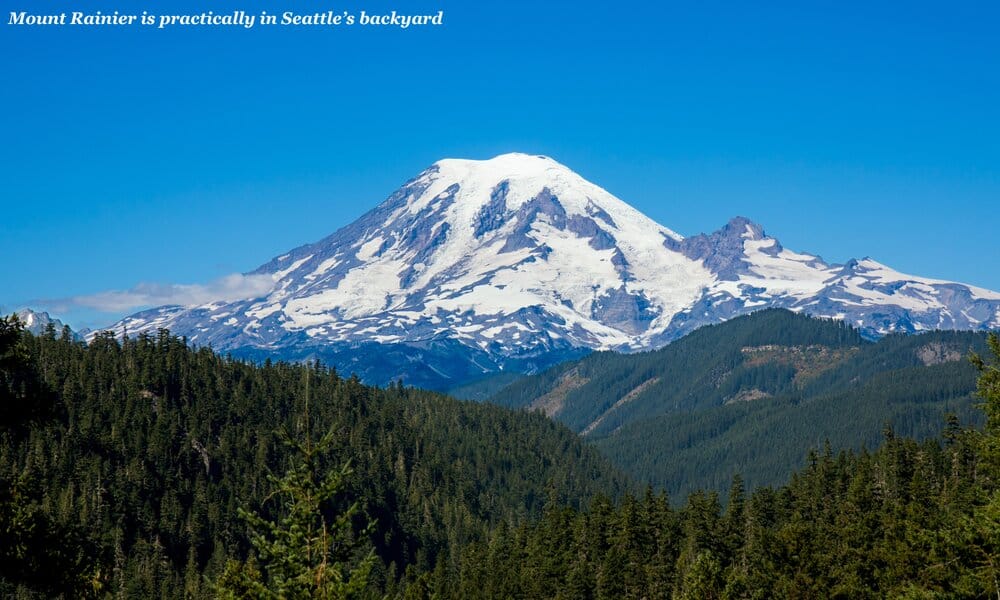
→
(109, 153, 1000, 389)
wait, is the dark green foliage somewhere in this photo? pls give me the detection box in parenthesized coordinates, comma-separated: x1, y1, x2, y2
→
(427, 335, 1000, 597)
(0, 315, 57, 429)
(5, 309, 1000, 598)
(0, 315, 98, 598)
(491, 309, 863, 429)
(598, 353, 983, 499)
(0, 325, 626, 597)
(0, 470, 100, 598)
(491, 309, 987, 498)
(216, 422, 376, 598)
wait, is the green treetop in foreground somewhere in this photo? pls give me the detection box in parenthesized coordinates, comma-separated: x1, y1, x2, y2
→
(215, 432, 376, 599)
(216, 370, 376, 599)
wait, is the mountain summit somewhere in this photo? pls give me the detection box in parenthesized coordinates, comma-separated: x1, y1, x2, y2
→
(112, 153, 1000, 388)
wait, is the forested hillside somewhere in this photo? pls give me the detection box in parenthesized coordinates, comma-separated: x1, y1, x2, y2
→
(0, 317, 626, 598)
(435, 419, 999, 598)
(4, 313, 1000, 598)
(399, 333, 1000, 598)
(491, 309, 987, 497)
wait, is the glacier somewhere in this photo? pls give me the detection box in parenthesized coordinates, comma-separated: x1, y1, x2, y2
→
(104, 153, 1000, 389)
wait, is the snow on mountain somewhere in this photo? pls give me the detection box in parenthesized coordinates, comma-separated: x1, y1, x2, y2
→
(660, 217, 1000, 342)
(15, 308, 80, 340)
(105, 153, 1000, 387)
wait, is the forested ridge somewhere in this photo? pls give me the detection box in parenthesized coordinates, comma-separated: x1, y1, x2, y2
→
(491, 309, 988, 498)
(0, 317, 626, 598)
(3, 314, 1000, 598)
(417, 332, 1000, 598)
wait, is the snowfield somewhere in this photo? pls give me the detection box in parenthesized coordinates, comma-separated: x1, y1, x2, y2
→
(103, 153, 1000, 384)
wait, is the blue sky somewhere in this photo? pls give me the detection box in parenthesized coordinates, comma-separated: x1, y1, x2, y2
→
(2, 0, 998, 329)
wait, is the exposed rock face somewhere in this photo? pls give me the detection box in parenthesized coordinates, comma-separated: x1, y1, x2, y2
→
(916, 342, 963, 366)
(724, 389, 772, 405)
(664, 216, 785, 280)
(529, 367, 589, 418)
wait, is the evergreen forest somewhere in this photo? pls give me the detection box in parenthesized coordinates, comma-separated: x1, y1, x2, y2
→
(3, 313, 1000, 598)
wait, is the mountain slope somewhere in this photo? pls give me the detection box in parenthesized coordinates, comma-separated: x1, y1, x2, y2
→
(596, 351, 982, 498)
(491, 310, 865, 432)
(109, 153, 1000, 388)
(489, 309, 988, 497)
(1, 325, 628, 597)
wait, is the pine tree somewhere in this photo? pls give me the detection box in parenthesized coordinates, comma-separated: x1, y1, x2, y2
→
(215, 430, 376, 599)
(956, 333, 1000, 598)
(214, 370, 376, 599)
(973, 333, 1000, 481)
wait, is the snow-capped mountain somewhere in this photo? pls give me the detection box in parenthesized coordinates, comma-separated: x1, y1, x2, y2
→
(659, 217, 1000, 343)
(16, 308, 80, 340)
(108, 153, 1000, 388)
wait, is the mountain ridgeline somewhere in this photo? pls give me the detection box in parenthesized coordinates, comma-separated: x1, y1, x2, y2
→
(108, 153, 1000, 389)
(490, 309, 988, 498)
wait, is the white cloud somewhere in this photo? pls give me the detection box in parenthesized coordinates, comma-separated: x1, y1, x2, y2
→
(58, 273, 274, 312)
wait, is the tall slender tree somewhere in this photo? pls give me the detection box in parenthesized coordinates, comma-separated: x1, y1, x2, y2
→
(215, 368, 376, 599)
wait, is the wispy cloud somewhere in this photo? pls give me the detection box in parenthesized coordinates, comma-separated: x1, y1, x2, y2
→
(48, 273, 274, 313)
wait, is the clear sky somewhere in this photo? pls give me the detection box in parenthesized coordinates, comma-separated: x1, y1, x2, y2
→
(2, 0, 998, 329)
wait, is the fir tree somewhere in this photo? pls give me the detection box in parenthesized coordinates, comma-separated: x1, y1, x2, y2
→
(215, 370, 376, 599)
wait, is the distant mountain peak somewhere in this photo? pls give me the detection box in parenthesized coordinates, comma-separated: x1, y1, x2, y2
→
(14, 308, 79, 340)
(105, 154, 1000, 389)
(662, 215, 784, 281)
(724, 216, 766, 240)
